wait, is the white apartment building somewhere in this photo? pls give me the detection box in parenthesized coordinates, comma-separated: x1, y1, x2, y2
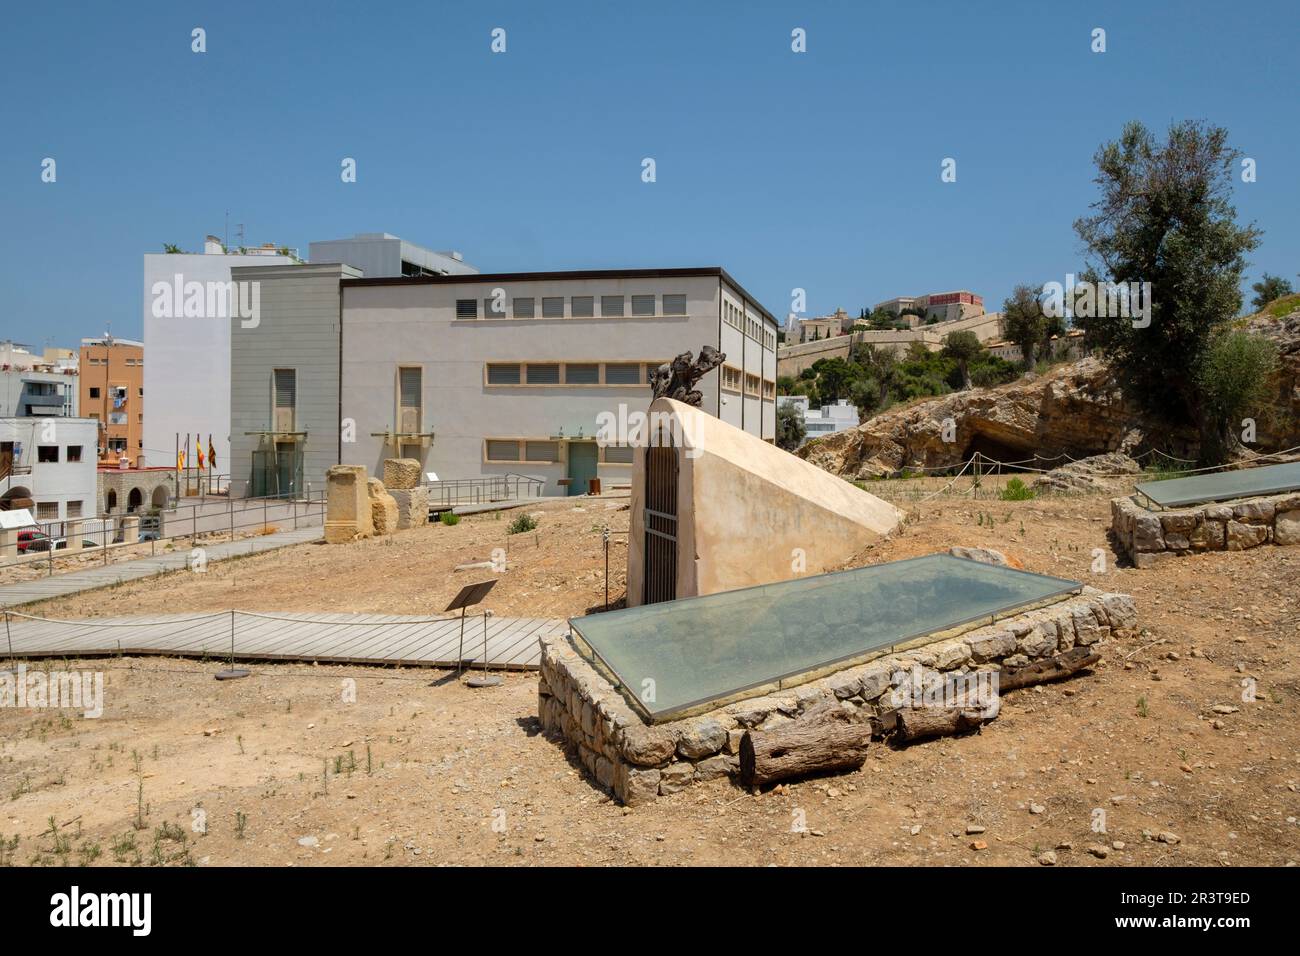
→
(228, 267, 779, 498)
(0, 418, 99, 521)
(777, 396, 860, 446)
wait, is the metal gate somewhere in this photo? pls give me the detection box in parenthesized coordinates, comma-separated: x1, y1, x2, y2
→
(643, 426, 678, 604)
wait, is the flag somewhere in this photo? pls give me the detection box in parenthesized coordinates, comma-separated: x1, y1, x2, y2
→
(208, 437, 217, 470)
(177, 447, 185, 470)
(196, 435, 206, 469)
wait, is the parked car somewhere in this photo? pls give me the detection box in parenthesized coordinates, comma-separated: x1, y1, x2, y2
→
(17, 530, 67, 552)
(139, 530, 161, 542)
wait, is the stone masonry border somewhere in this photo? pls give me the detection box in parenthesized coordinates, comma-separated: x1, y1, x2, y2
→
(538, 587, 1136, 805)
(1111, 492, 1300, 568)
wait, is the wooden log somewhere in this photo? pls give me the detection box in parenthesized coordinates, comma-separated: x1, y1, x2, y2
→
(739, 708, 871, 786)
(998, 646, 1100, 692)
(896, 706, 993, 743)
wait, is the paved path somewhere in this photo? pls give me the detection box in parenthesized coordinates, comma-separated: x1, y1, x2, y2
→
(0, 526, 325, 609)
(1, 609, 563, 669)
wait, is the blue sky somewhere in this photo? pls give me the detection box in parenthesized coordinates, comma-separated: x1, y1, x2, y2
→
(1, 0, 1296, 346)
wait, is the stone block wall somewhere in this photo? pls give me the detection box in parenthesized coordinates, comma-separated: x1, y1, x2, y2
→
(1111, 492, 1300, 568)
(539, 587, 1136, 806)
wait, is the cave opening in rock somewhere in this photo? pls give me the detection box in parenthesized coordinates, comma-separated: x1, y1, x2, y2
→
(960, 433, 1040, 471)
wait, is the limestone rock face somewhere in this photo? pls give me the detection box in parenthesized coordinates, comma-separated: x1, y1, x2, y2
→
(325, 464, 371, 543)
(390, 487, 430, 529)
(382, 458, 423, 490)
(367, 477, 399, 535)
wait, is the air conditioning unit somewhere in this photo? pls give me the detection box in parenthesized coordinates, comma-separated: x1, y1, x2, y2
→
(399, 408, 419, 434)
(274, 408, 295, 433)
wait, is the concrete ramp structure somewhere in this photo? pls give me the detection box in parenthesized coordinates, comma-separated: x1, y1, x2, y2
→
(627, 398, 904, 606)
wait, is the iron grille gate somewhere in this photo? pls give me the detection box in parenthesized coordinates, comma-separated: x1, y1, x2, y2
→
(643, 426, 678, 604)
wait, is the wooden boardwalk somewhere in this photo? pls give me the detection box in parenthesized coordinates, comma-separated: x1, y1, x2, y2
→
(1, 610, 564, 670)
(0, 527, 325, 609)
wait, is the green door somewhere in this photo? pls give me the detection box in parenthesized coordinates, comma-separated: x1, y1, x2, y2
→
(567, 442, 598, 496)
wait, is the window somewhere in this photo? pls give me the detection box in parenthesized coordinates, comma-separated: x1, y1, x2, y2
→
(89, 387, 101, 399)
(565, 363, 600, 385)
(763, 380, 776, 400)
(525, 363, 560, 385)
(571, 295, 594, 318)
(36, 501, 58, 520)
(486, 440, 519, 461)
(663, 294, 687, 315)
(524, 441, 559, 462)
(66, 445, 83, 463)
(721, 366, 742, 392)
(484, 296, 506, 318)
(38, 446, 58, 463)
(398, 367, 422, 431)
(631, 294, 656, 316)
(601, 295, 625, 317)
(644, 361, 667, 381)
(456, 299, 478, 319)
(745, 373, 760, 396)
(487, 363, 521, 385)
(274, 368, 296, 415)
(513, 297, 535, 318)
(542, 297, 565, 319)
(67, 500, 83, 518)
(604, 445, 634, 464)
(605, 363, 641, 385)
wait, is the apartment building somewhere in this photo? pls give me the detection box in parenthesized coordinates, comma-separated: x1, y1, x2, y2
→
(777, 396, 860, 446)
(874, 290, 985, 326)
(0, 417, 99, 521)
(227, 266, 779, 498)
(79, 336, 144, 463)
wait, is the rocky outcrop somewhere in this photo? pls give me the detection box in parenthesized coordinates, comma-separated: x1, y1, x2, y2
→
(800, 310, 1300, 479)
(1030, 452, 1143, 494)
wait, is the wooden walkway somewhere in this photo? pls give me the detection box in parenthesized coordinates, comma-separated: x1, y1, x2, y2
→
(0, 526, 325, 609)
(1, 610, 564, 670)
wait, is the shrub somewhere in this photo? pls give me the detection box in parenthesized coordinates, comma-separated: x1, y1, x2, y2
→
(507, 513, 538, 535)
(439, 512, 460, 526)
(999, 477, 1035, 501)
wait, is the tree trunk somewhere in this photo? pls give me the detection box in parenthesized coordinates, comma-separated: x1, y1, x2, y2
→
(896, 705, 994, 742)
(997, 646, 1100, 691)
(739, 707, 871, 786)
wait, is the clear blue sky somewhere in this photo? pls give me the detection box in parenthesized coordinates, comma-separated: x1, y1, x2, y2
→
(2, 0, 1296, 346)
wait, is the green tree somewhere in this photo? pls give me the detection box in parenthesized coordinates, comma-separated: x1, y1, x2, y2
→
(1196, 331, 1280, 460)
(1073, 120, 1261, 459)
(162, 243, 182, 254)
(1251, 273, 1293, 311)
(941, 330, 983, 390)
(852, 343, 898, 407)
(775, 401, 807, 451)
(1000, 283, 1049, 369)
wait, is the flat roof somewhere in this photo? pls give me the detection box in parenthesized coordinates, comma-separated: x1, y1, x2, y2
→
(341, 267, 778, 327)
(1134, 460, 1300, 509)
(570, 553, 1082, 723)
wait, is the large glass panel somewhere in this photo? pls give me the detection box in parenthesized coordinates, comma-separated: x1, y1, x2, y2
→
(570, 553, 1081, 723)
(1134, 461, 1300, 508)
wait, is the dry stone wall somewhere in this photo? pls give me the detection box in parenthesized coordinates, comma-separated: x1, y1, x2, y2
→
(1111, 492, 1300, 568)
(539, 587, 1136, 805)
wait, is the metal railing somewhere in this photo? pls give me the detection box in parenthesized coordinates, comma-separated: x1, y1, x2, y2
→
(423, 473, 546, 507)
(0, 491, 326, 578)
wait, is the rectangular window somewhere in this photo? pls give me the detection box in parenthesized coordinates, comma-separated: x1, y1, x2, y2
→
(67, 500, 83, 518)
(487, 363, 521, 385)
(721, 366, 742, 392)
(89, 387, 101, 399)
(513, 297, 535, 318)
(37, 446, 58, 463)
(604, 445, 634, 464)
(600, 295, 624, 317)
(604, 363, 641, 385)
(571, 295, 594, 318)
(36, 501, 58, 520)
(542, 297, 565, 319)
(486, 439, 520, 461)
(484, 296, 506, 318)
(398, 366, 422, 431)
(526, 363, 560, 385)
(763, 380, 776, 400)
(745, 373, 761, 396)
(274, 368, 295, 408)
(564, 363, 600, 385)
(663, 294, 687, 315)
(631, 294, 656, 316)
(66, 445, 83, 462)
(524, 441, 560, 462)
(456, 299, 478, 319)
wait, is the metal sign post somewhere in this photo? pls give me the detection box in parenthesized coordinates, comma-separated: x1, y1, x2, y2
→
(443, 580, 499, 687)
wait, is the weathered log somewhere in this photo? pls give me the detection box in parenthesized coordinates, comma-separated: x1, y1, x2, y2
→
(895, 706, 994, 743)
(998, 646, 1100, 692)
(739, 707, 871, 786)
(650, 346, 726, 406)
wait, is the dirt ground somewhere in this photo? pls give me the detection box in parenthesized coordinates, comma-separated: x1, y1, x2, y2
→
(2, 484, 1298, 866)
